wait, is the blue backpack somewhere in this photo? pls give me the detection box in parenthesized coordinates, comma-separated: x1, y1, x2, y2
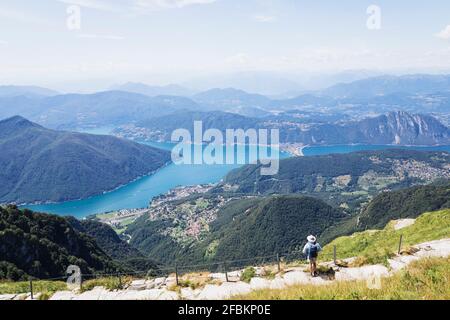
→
(309, 244, 319, 258)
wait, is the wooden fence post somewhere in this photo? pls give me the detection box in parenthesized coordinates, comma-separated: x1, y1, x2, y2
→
(175, 264, 179, 286)
(118, 274, 122, 289)
(224, 262, 229, 282)
(333, 245, 337, 265)
(398, 235, 403, 255)
(277, 253, 281, 273)
(29, 278, 33, 300)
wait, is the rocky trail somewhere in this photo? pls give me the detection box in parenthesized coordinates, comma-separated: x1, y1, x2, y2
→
(1, 238, 449, 301)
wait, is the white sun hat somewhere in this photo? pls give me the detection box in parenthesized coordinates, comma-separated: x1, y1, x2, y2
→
(307, 235, 316, 242)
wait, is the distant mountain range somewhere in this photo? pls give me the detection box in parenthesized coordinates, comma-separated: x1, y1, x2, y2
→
(184, 71, 303, 96)
(0, 91, 202, 129)
(0, 85, 59, 98)
(192, 88, 272, 109)
(280, 111, 450, 145)
(110, 83, 194, 97)
(322, 74, 450, 99)
(1, 74, 450, 129)
(118, 110, 450, 146)
(130, 110, 261, 141)
(0, 116, 170, 204)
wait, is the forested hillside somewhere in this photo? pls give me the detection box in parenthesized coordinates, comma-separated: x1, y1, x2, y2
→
(221, 149, 450, 212)
(0, 206, 162, 281)
(127, 195, 346, 266)
(0, 116, 170, 204)
(67, 218, 160, 272)
(0, 206, 119, 280)
(358, 182, 450, 230)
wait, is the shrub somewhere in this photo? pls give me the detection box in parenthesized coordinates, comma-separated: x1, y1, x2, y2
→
(240, 267, 256, 283)
(80, 276, 131, 292)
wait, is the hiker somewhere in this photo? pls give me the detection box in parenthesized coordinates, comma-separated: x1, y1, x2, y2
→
(303, 235, 322, 277)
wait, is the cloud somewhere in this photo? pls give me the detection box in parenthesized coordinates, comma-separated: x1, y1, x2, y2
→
(57, 0, 122, 11)
(435, 25, 450, 40)
(0, 40, 8, 46)
(0, 7, 49, 24)
(252, 14, 277, 23)
(135, 0, 216, 10)
(225, 53, 251, 66)
(77, 33, 125, 40)
(57, 0, 216, 13)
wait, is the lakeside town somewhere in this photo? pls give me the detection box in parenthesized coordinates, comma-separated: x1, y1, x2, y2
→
(91, 184, 220, 235)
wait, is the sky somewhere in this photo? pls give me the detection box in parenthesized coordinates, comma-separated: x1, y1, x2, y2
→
(0, 0, 449, 91)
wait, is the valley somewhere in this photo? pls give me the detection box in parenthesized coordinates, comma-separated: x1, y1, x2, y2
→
(2, 1, 450, 303)
(22, 142, 450, 217)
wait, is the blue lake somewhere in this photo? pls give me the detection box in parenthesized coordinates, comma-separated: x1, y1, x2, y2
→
(25, 142, 288, 218)
(24, 131, 450, 218)
(303, 144, 450, 156)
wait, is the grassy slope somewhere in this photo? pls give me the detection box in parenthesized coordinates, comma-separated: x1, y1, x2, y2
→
(0, 280, 67, 297)
(234, 256, 450, 300)
(235, 209, 450, 300)
(320, 209, 450, 264)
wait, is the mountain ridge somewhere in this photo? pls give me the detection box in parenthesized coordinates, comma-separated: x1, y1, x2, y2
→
(0, 85, 59, 98)
(0, 116, 171, 204)
(117, 110, 450, 146)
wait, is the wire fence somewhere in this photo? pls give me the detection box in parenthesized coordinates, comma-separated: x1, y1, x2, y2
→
(23, 234, 406, 299)
(25, 248, 309, 298)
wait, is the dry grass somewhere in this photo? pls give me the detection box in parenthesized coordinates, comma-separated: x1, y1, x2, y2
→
(321, 209, 450, 266)
(177, 272, 222, 290)
(233, 257, 450, 300)
(80, 276, 133, 292)
(0, 280, 67, 298)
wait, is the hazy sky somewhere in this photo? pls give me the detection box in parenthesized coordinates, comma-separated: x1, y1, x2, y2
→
(0, 0, 449, 90)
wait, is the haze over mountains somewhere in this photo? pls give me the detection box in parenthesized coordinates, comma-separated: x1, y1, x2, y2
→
(0, 85, 59, 98)
(1, 73, 450, 130)
(0, 75, 450, 128)
(322, 74, 450, 98)
(111, 83, 194, 97)
(0, 90, 202, 129)
(0, 116, 170, 204)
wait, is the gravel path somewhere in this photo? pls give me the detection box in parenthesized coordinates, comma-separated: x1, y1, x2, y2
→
(2, 238, 448, 301)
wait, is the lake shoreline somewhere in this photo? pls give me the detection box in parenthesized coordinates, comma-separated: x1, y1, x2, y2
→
(21, 143, 450, 218)
(18, 160, 173, 207)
